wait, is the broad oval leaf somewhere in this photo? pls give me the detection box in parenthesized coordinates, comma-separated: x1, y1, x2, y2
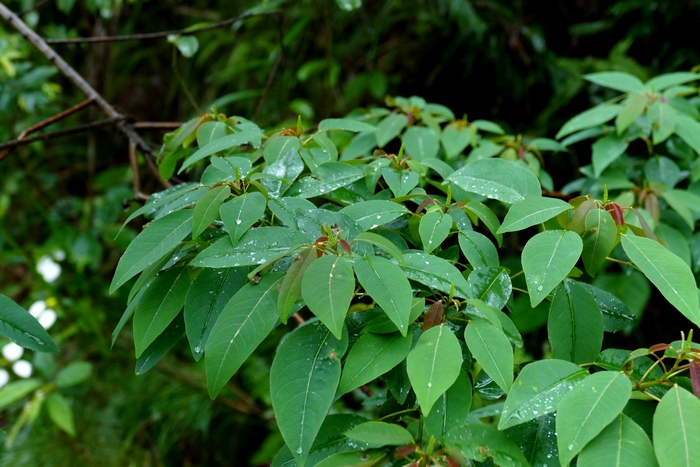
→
(584, 72, 646, 93)
(458, 231, 499, 268)
(582, 208, 617, 277)
(0, 295, 58, 352)
(345, 421, 413, 447)
(192, 185, 230, 240)
(467, 267, 512, 310)
(419, 211, 452, 254)
(111, 210, 194, 293)
(400, 253, 471, 299)
(263, 136, 301, 165)
(205, 273, 283, 398)
(578, 283, 634, 332)
(376, 114, 408, 147)
(353, 256, 412, 336)
(270, 320, 348, 467)
(592, 134, 628, 177)
(441, 126, 472, 159)
(286, 162, 364, 198)
(578, 414, 657, 467)
(338, 331, 413, 395)
(302, 255, 355, 339)
(406, 324, 462, 416)
(555, 104, 623, 139)
(653, 385, 700, 467)
(446, 158, 542, 204)
(339, 200, 409, 231)
(621, 235, 700, 327)
(548, 280, 604, 364)
(318, 118, 376, 133)
(381, 168, 419, 198)
(219, 192, 267, 246)
(556, 371, 632, 467)
(46, 392, 75, 437)
(522, 230, 583, 307)
(403, 126, 439, 161)
(464, 320, 513, 393)
(498, 197, 572, 233)
(0, 379, 43, 410)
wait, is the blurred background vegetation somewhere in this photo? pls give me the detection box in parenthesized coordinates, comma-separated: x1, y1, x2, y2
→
(1, 0, 699, 465)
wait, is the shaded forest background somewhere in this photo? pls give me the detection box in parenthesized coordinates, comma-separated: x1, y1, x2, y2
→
(1, 0, 699, 465)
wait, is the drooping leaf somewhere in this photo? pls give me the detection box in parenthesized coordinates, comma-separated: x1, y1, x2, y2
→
(339, 200, 409, 231)
(400, 253, 471, 299)
(219, 192, 267, 246)
(464, 320, 513, 393)
(621, 235, 700, 327)
(278, 247, 319, 324)
(192, 185, 230, 240)
(302, 255, 355, 338)
(578, 414, 657, 467)
(406, 324, 462, 416)
(646, 72, 700, 91)
(584, 72, 645, 93)
(522, 230, 583, 307)
(498, 197, 572, 233)
(119, 183, 202, 230)
(419, 211, 452, 254)
(472, 119, 505, 134)
(653, 385, 700, 467)
(0, 379, 43, 410)
(46, 393, 75, 436)
(555, 104, 623, 139)
(582, 208, 617, 277)
(111, 210, 194, 293)
(556, 371, 632, 467)
(318, 118, 376, 133)
(423, 369, 472, 441)
(446, 158, 542, 204)
(353, 256, 412, 336)
(0, 295, 58, 352)
(270, 320, 348, 467)
(674, 114, 700, 157)
(205, 273, 284, 398)
(499, 359, 588, 430)
(345, 421, 413, 447)
(375, 114, 408, 147)
(458, 231, 499, 268)
(354, 232, 405, 265)
(578, 283, 635, 332)
(135, 312, 185, 375)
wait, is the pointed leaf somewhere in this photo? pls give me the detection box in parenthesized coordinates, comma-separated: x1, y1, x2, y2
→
(458, 231, 499, 268)
(0, 379, 42, 410)
(287, 162, 364, 198)
(376, 114, 408, 147)
(584, 72, 645, 93)
(472, 119, 504, 134)
(441, 126, 472, 158)
(192, 186, 230, 240)
(446, 158, 542, 204)
(0, 295, 59, 352)
(278, 247, 318, 324)
(179, 130, 263, 173)
(354, 232, 405, 265)
(46, 393, 75, 436)
(424, 369, 472, 441)
(582, 208, 617, 276)
(505, 413, 559, 466)
(339, 200, 409, 230)
(445, 423, 530, 466)
(135, 312, 185, 375)
(578, 283, 635, 332)
(220, 192, 267, 246)
(263, 136, 300, 165)
(556, 104, 623, 139)
(467, 267, 512, 310)
(498, 197, 572, 233)
(400, 253, 471, 299)
(616, 94, 647, 135)
(119, 182, 202, 230)
(578, 414, 657, 467)
(318, 118, 376, 133)
(381, 168, 419, 197)
(653, 385, 700, 467)
(674, 114, 700, 157)
(403, 126, 439, 161)
(592, 134, 628, 177)
(302, 256, 355, 338)
(419, 211, 452, 253)
(464, 320, 513, 393)
(647, 72, 700, 91)
(345, 421, 413, 447)
(465, 201, 503, 246)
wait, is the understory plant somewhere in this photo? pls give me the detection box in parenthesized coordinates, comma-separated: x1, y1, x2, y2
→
(99, 72, 700, 466)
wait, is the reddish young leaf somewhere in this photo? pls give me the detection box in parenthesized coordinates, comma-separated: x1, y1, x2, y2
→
(690, 361, 700, 399)
(648, 343, 670, 353)
(339, 239, 352, 255)
(395, 445, 417, 459)
(422, 301, 444, 331)
(605, 202, 625, 226)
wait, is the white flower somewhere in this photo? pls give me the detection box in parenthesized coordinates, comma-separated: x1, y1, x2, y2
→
(53, 250, 66, 261)
(28, 300, 47, 318)
(12, 360, 33, 378)
(2, 343, 24, 362)
(37, 255, 61, 283)
(38, 309, 57, 330)
(0, 369, 9, 388)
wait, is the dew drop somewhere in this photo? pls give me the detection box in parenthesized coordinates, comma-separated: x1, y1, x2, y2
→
(236, 219, 242, 225)
(427, 383, 432, 388)
(536, 285, 544, 292)
(296, 448, 303, 454)
(567, 444, 574, 451)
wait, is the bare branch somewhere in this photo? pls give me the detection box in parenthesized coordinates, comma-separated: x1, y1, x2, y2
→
(45, 10, 281, 44)
(252, 15, 284, 122)
(132, 122, 183, 130)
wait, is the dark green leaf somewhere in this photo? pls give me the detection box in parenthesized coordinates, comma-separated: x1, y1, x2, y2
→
(582, 208, 617, 276)
(556, 104, 622, 139)
(345, 421, 413, 447)
(578, 283, 635, 332)
(179, 130, 263, 173)
(653, 385, 700, 467)
(464, 320, 513, 393)
(220, 192, 267, 246)
(339, 200, 409, 230)
(498, 197, 572, 233)
(445, 423, 530, 466)
(400, 253, 471, 299)
(302, 255, 355, 338)
(446, 158, 542, 204)
(467, 267, 512, 310)
(578, 414, 657, 467)
(192, 186, 230, 240)
(458, 231, 499, 268)
(135, 312, 185, 375)
(278, 247, 318, 324)
(419, 211, 452, 254)
(0, 295, 58, 352)
(424, 369, 472, 441)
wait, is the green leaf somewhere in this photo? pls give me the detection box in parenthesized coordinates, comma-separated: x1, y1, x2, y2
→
(465, 201, 503, 247)
(318, 118, 376, 133)
(548, 280, 604, 364)
(556, 104, 623, 139)
(472, 119, 505, 134)
(171, 117, 203, 148)
(0, 295, 58, 352)
(192, 185, 230, 240)
(278, 247, 318, 324)
(649, 101, 677, 144)
(424, 369, 472, 441)
(302, 255, 355, 339)
(133, 267, 190, 357)
(263, 136, 301, 165)
(376, 114, 408, 147)
(345, 421, 413, 447)
(312, 133, 338, 161)
(661, 190, 695, 230)
(113, 285, 145, 347)
(179, 130, 263, 173)
(505, 413, 559, 466)
(219, 192, 267, 247)
(270, 320, 348, 467)
(406, 324, 462, 416)
(446, 158, 542, 204)
(499, 359, 588, 430)
(653, 385, 700, 467)
(191, 227, 309, 268)
(196, 121, 227, 147)
(210, 156, 253, 180)
(674, 114, 700, 157)
(172, 35, 199, 58)
(400, 253, 471, 299)
(464, 320, 513, 393)
(110, 210, 193, 293)
(46, 393, 75, 436)
(498, 197, 572, 233)
(381, 168, 419, 197)
(184, 267, 248, 361)
(582, 208, 617, 276)
(616, 94, 647, 134)
(353, 256, 412, 336)
(584, 72, 645, 93)
(578, 283, 635, 332)
(646, 72, 700, 91)
(458, 231, 499, 268)
(339, 200, 409, 230)
(621, 235, 700, 327)
(354, 232, 405, 265)
(205, 273, 283, 398)
(55, 362, 92, 387)
(441, 126, 472, 158)
(556, 371, 632, 467)
(467, 267, 512, 310)
(0, 379, 42, 410)
(338, 331, 413, 395)
(403, 126, 439, 161)
(445, 423, 530, 466)
(419, 211, 452, 254)
(578, 414, 657, 467)
(135, 312, 184, 375)
(592, 134, 629, 177)
(287, 162, 364, 198)
(522, 230, 583, 307)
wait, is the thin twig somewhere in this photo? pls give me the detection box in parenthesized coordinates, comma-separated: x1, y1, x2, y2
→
(132, 122, 183, 129)
(45, 10, 281, 44)
(129, 140, 148, 201)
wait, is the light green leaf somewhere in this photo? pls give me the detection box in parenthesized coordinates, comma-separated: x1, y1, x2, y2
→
(419, 211, 452, 254)
(646, 72, 700, 91)
(339, 200, 409, 230)
(278, 247, 318, 324)
(171, 116, 203, 148)
(184, 267, 248, 361)
(556, 371, 632, 467)
(179, 130, 263, 173)
(464, 320, 513, 393)
(616, 94, 647, 135)
(441, 126, 472, 158)
(0, 295, 58, 352)
(133, 267, 190, 357)
(458, 231, 499, 268)
(578, 414, 658, 467)
(465, 201, 503, 246)
(205, 273, 283, 398)
(376, 114, 408, 147)
(219, 192, 267, 246)
(354, 232, 405, 265)
(407, 325, 462, 416)
(311, 133, 338, 161)
(472, 119, 504, 134)
(674, 114, 700, 157)
(400, 253, 471, 299)
(522, 230, 583, 307)
(556, 104, 623, 139)
(110, 210, 193, 293)
(585, 72, 645, 93)
(548, 280, 604, 364)
(264, 136, 300, 165)
(55, 362, 92, 387)
(653, 385, 700, 467)
(621, 235, 700, 327)
(302, 255, 355, 338)
(318, 118, 375, 133)
(381, 168, 419, 197)
(499, 359, 588, 430)
(582, 208, 617, 276)
(592, 134, 628, 177)
(0, 379, 42, 410)
(270, 320, 348, 467)
(338, 331, 412, 395)
(649, 101, 677, 144)
(498, 197, 572, 233)
(46, 393, 75, 436)
(446, 158, 542, 204)
(345, 421, 413, 447)
(196, 121, 227, 147)
(403, 126, 439, 161)
(210, 156, 253, 180)
(172, 35, 199, 58)
(661, 190, 695, 230)
(287, 162, 364, 198)
(192, 185, 230, 240)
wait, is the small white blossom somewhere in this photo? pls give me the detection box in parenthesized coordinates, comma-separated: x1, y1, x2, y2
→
(0, 369, 9, 388)
(37, 255, 61, 283)
(28, 300, 47, 318)
(12, 360, 33, 378)
(2, 343, 24, 362)
(38, 309, 57, 330)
